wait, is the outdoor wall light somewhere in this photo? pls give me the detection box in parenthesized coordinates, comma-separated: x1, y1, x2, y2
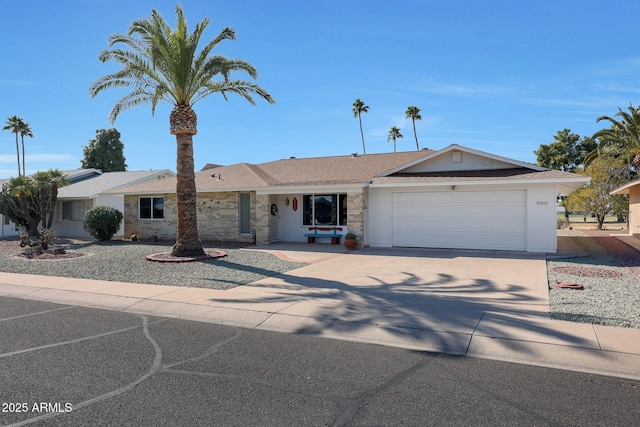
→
(452, 185, 457, 191)
(285, 197, 290, 206)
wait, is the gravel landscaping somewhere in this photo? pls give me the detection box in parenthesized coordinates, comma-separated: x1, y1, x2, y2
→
(0, 238, 306, 290)
(548, 230, 640, 329)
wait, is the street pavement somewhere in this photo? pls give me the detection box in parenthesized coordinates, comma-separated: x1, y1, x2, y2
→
(1, 296, 639, 426)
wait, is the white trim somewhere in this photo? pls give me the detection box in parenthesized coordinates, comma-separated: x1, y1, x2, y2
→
(370, 177, 589, 188)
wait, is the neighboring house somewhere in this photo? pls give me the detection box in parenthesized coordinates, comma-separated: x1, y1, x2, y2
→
(0, 168, 103, 238)
(110, 144, 589, 253)
(611, 180, 640, 235)
(54, 169, 175, 238)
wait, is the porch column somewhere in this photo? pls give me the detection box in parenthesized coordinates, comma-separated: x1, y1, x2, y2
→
(347, 191, 365, 248)
(254, 194, 271, 244)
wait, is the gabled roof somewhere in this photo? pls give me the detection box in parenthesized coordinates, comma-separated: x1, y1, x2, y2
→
(106, 145, 589, 196)
(110, 151, 434, 194)
(58, 170, 174, 199)
(379, 144, 545, 176)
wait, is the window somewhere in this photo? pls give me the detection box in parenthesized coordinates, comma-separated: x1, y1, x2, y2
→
(140, 197, 164, 219)
(302, 193, 348, 226)
(239, 193, 251, 234)
(60, 201, 83, 221)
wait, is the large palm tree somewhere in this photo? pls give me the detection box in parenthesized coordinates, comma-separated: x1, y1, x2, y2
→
(387, 126, 403, 153)
(18, 121, 33, 177)
(89, 5, 274, 257)
(405, 105, 421, 151)
(352, 98, 369, 154)
(591, 104, 640, 168)
(3, 116, 25, 176)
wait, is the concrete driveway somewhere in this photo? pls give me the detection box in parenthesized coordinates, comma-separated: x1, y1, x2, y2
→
(235, 245, 550, 352)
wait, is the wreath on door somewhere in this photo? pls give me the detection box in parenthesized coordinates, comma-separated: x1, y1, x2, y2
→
(270, 204, 279, 216)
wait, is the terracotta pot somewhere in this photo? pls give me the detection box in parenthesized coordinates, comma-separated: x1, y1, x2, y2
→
(344, 238, 357, 250)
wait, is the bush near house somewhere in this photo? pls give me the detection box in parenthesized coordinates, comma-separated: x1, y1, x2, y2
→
(84, 206, 123, 241)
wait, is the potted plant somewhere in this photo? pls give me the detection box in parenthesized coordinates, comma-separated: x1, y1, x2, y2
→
(344, 232, 357, 250)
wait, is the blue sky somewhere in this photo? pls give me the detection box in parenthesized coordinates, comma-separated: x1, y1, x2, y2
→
(2, 1, 639, 178)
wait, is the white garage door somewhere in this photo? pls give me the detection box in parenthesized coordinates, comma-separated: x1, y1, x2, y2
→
(392, 190, 527, 251)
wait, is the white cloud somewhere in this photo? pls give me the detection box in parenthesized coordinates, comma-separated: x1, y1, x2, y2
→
(0, 153, 77, 165)
(409, 76, 513, 97)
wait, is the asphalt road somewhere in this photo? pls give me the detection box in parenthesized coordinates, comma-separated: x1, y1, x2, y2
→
(1, 296, 639, 426)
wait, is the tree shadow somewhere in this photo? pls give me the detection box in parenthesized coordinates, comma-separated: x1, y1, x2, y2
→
(208, 254, 603, 359)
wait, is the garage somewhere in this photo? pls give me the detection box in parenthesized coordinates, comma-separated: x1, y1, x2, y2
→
(391, 190, 527, 251)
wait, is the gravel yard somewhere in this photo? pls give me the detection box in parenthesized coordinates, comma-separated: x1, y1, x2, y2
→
(549, 229, 640, 329)
(0, 238, 306, 290)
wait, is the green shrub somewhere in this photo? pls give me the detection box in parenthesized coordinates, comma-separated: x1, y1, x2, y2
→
(84, 206, 124, 241)
(130, 234, 138, 242)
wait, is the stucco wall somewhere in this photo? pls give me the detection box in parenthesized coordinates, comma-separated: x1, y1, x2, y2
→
(629, 186, 640, 235)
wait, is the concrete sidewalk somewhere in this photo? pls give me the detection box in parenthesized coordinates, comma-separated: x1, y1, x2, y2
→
(0, 238, 638, 381)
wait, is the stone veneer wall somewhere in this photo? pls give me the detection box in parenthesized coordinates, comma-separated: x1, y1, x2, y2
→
(347, 191, 365, 248)
(254, 194, 271, 245)
(124, 194, 176, 240)
(124, 192, 256, 242)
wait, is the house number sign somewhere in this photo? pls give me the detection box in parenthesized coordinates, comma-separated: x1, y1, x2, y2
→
(536, 201, 549, 205)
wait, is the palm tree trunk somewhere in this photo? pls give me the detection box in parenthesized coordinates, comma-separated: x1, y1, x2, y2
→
(171, 133, 205, 257)
(21, 135, 25, 176)
(14, 133, 21, 176)
(359, 116, 366, 154)
(412, 118, 419, 151)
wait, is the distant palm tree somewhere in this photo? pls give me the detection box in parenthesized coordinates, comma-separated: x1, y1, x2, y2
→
(405, 105, 422, 151)
(18, 121, 33, 176)
(387, 126, 403, 152)
(90, 5, 274, 257)
(3, 116, 25, 176)
(352, 98, 369, 154)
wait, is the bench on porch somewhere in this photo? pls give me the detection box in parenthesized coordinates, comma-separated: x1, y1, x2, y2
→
(304, 227, 343, 244)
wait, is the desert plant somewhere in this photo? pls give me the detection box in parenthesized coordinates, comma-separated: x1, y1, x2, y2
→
(557, 217, 570, 229)
(345, 232, 356, 239)
(84, 206, 124, 241)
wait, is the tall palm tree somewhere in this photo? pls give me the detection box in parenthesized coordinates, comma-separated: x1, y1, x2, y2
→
(352, 98, 369, 154)
(18, 121, 33, 176)
(591, 104, 640, 168)
(405, 105, 422, 151)
(387, 126, 403, 153)
(3, 116, 25, 176)
(90, 5, 273, 257)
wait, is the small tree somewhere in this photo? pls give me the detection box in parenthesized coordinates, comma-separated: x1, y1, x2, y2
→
(566, 156, 629, 229)
(84, 206, 124, 241)
(81, 128, 127, 172)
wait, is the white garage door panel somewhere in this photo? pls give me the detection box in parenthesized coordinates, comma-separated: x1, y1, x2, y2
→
(392, 191, 526, 250)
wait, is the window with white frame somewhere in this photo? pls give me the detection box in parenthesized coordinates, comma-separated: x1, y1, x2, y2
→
(302, 193, 347, 226)
(139, 197, 164, 219)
